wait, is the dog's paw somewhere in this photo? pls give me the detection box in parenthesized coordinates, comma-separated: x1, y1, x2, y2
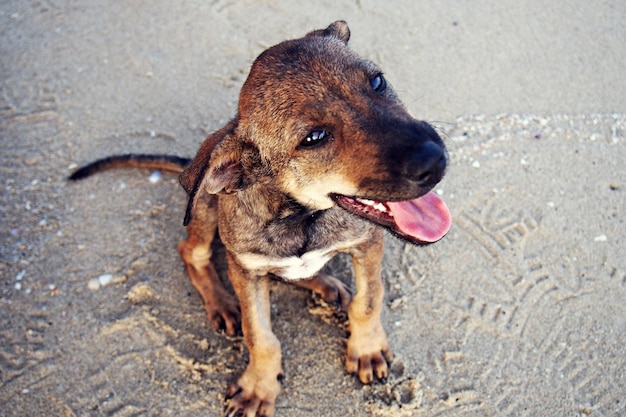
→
(205, 291, 241, 337)
(312, 273, 352, 311)
(345, 325, 393, 384)
(224, 370, 282, 417)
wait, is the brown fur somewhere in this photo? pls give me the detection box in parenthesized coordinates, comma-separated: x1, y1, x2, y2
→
(71, 21, 448, 417)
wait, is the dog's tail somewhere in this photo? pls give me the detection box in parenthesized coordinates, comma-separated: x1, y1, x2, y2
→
(68, 154, 191, 180)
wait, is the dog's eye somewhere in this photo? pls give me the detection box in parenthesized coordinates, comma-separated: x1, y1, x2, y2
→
(300, 130, 332, 148)
(370, 73, 386, 92)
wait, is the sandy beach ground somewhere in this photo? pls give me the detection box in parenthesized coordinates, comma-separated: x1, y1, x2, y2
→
(1, 1, 624, 416)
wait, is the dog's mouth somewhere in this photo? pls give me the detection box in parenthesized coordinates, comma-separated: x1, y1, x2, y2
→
(332, 192, 451, 244)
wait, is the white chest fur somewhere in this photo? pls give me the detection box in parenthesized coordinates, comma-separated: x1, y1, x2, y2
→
(236, 248, 336, 281)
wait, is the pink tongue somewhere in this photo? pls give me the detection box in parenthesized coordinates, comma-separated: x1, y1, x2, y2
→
(387, 192, 451, 243)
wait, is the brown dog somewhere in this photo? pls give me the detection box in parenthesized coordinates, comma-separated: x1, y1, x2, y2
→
(70, 21, 451, 417)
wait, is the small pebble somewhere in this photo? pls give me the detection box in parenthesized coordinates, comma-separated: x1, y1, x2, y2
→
(88, 274, 112, 290)
(149, 171, 162, 184)
(99, 274, 114, 286)
(88, 274, 126, 290)
(87, 278, 101, 291)
(593, 234, 607, 242)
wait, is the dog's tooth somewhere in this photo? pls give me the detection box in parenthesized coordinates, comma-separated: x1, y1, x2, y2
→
(373, 202, 387, 212)
(358, 198, 375, 206)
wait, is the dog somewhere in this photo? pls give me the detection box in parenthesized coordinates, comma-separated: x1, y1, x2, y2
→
(70, 21, 451, 417)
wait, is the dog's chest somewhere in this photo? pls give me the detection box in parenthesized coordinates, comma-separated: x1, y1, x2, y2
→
(231, 205, 372, 280)
(236, 247, 337, 281)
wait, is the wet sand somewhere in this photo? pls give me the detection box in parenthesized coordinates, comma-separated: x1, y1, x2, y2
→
(1, 1, 624, 416)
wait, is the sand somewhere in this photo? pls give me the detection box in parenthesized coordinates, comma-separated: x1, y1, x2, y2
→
(1, 1, 624, 416)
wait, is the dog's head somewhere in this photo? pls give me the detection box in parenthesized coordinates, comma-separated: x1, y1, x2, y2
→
(181, 21, 451, 244)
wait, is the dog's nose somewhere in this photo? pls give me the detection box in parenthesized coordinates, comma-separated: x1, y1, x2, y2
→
(404, 141, 447, 186)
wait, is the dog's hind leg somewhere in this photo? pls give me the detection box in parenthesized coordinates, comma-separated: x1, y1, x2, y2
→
(286, 273, 352, 311)
(178, 192, 241, 336)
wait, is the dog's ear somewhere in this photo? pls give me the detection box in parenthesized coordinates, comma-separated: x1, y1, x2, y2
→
(199, 147, 240, 193)
(180, 119, 243, 226)
(306, 20, 350, 44)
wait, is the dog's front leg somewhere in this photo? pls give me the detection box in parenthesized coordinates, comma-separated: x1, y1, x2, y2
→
(224, 252, 283, 417)
(346, 227, 393, 384)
